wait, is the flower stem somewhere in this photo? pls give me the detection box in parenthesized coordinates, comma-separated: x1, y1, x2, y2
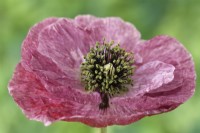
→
(100, 127, 107, 133)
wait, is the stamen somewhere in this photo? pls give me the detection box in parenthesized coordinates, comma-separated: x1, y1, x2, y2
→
(81, 40, 135, 109)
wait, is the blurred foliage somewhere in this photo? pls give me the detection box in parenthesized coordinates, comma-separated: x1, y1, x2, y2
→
(0, 0, 200, 133)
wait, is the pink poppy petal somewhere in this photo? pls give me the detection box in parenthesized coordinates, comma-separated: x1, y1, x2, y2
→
(138, 35, 196, 93)
(126, 60, 175, 97)
(20, 18, 79, 90)
(80, 60, 175, 126)
(8, 16, 196, 128)
(21, 18, 96, 94)
(9, 63, 56, 125)
(9, 61, 176, 127)
(60, 60, 175, 127)
(8, 63, 102, 126)
(22, 18, 58, 71)
(74, 15, 97, 29)
(78, 16, 141, 52)
(37, 18, 91, 72)
(104, 36, 196, 126)
(35, 18, 97, 93)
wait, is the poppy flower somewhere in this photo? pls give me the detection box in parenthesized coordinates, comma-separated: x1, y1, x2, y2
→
(8, 15, 196, 127)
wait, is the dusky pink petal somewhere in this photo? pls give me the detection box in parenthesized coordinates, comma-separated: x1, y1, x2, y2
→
(9, 63, 56, 125)
(20, 18, 83, 97)
(40, 60, 175, 127)
(8, 16, 196, 128)
(138, 35, 195, 94)
(105, 36, 195, 125)
(37, 18, 90, 74)
(21, 18, 58, 71)
(8, 61, 176, 127)
(9, 63, 102, 126)
(76, 15, 141, 52)
(35, 18, 98, 94)
(20, 18, 96, 94)
(74, 15, 97, 29)
(126, 60, 175, 97)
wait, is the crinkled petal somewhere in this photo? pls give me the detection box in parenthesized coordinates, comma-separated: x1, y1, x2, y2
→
(126, 60, 175, 97)
(138, 35, 195, 95)
(8, 63, 102, 126)
(37, 18, 91, 71)
(8, 61, 176, 127)
(74, 15, 97, 29)
(21, 18, 81, 91)
(36, 18, 87, 89)
(107, 36, 196, 126)
(8, 16, 196, 128)
(22, 18, 58, 70)
(21, 18, 96, 94)
(75, 15, 141, 52)
(9, 63, 56, 125)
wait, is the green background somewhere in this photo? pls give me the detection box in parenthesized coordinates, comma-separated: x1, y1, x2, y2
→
(0, 0, 199, 133)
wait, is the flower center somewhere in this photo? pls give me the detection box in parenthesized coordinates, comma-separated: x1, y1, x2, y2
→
(81, 41, 135, 109)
